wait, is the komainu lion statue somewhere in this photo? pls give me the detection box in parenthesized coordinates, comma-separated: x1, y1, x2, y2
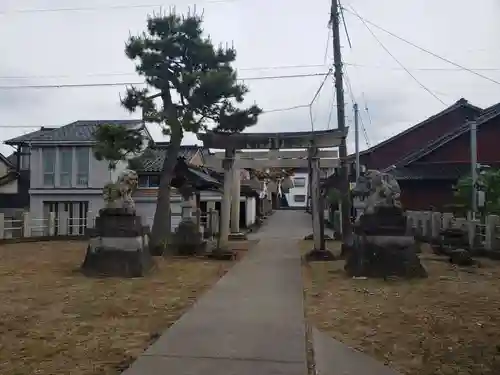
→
(352, 169, 402, 214)
(103, 169, 139, 210)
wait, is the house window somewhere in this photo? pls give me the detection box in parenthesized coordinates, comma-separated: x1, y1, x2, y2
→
(293, 177, 306, 187)
(75, 148, 89, 187)
(149, 175, 160, 187)
(138, 175, 149, 187)
(59, 148, 73, 187)
(42, 148, 56, 186)
(20, 146, 30, 170)
(138, 174, 160, 188)
(294, 194, 306, 202)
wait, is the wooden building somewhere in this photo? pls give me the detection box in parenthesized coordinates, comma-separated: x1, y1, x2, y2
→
(347, 98, 500, 211)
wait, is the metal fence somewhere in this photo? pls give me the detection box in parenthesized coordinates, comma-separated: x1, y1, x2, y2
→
(0, 208, 220, 242)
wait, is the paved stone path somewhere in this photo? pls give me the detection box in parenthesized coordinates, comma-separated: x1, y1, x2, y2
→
(123, 210, 401, 375)
(123, 210, 309, 375)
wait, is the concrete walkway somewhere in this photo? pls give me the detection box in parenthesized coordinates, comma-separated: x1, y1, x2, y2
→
(123, 210, 309, 375)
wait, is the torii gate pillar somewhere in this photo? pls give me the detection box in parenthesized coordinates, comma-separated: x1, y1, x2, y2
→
(229, 157, 246, 240)
(219, 148, 234, 250)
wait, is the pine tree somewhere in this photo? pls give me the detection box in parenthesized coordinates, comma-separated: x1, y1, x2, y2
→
(94, 10, 261, 253)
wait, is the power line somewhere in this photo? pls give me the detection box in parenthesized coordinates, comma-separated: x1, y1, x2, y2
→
(309, 69, 333, 130)
(343, 6, 500, 87)
(4, 62, 500, 82)
(309, 69, 333, 106)
(323, 28, 331, 65)
(339, 1, 352, 49)
(358, 112, 370, 148)
(0, 72, 330, 90)
(0, 104, 312, 129)
(0, 63, 330, 80)
(343, 67, 370, 147)
(0, 0, 238, 15)
(326, 75, 336, 129)
(261, 104, 310, 114)
(346, 5, 446, 106)
(344, 62, 500, 72)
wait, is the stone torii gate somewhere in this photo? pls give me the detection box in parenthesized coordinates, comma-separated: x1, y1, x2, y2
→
(198, 128, 347, 251)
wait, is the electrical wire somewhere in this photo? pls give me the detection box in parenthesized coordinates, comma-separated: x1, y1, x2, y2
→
(0, 63, 330, 80)
(0, 72, 330, 90)
(261, 104, 310, 114)
(343, 67, 370, 147)
(309, 69, 333, 106)
(338, 1, 352, 49)
(345, 5, 446, 106)
(323, 28, 331, 65)
(0, 0, 238, 15)
(343, 6, 500, 87)
(308, 68, 334, 131)
(326, 75, 336, 129)
(0, 104, 312, 129)
(361, 92, 374, 140)
(344, 62, 500, 72)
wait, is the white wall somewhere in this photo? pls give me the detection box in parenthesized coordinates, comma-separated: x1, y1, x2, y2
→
(0, 179, 18, 194)
(134, 191, 251, 231)
(246, 197, 256, 227)
(135, 200, 183, 231)
(29, 193, 104, 222)
(286, 172, 309, 208)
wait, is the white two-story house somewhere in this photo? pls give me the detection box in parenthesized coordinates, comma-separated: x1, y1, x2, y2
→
(4, 120, 260, 235)
(285, 168, 309, 208)
(4, 120, 150, 234)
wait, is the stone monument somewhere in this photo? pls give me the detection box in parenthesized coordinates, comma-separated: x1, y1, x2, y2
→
(345, 170, 428, 279)
(81, 169, 154, 277)
(170, 183, 208, 256)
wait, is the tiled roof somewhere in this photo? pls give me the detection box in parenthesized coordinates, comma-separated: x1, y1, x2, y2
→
(0, 171, 19, 186)
(0, 153, 14, 169)
(4, 120, 142, 145)
(131, 145, 203, 172)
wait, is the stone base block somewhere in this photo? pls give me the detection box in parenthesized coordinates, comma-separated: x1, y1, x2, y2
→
(81, 236, 154, 277)
(95, 214, 145, 237)
(229, 232, 248, 241)
(449, 249, 476, 266)
(303, 233, 334, 241)
(345, 237, 427, 279)
(304, 249, 337, 262)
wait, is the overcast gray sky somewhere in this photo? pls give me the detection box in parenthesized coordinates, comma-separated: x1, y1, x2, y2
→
(1, 0, 500, 156)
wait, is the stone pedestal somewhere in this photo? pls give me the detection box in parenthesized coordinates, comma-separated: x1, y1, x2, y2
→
(229, 232, 247, 241)
(345, 206, 427, 279)
(81, 208, 154, 278)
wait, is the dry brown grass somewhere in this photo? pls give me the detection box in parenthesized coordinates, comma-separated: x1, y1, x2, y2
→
(0, 241, 234, 375)
(302, 241, 500, 375)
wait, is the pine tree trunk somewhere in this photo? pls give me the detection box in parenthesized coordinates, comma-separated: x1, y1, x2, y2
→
(149, 132, 182, 255)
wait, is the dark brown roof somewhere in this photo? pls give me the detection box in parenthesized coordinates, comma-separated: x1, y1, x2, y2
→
(391, 162, 500, 181)
(385, 102, 500, 171)
(348, 98, 482, 160)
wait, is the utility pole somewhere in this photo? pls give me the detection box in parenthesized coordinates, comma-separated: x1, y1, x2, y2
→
(331, 0, 352, 244)
(470, 120, 478, 220)
(354, 103, 360, 181)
